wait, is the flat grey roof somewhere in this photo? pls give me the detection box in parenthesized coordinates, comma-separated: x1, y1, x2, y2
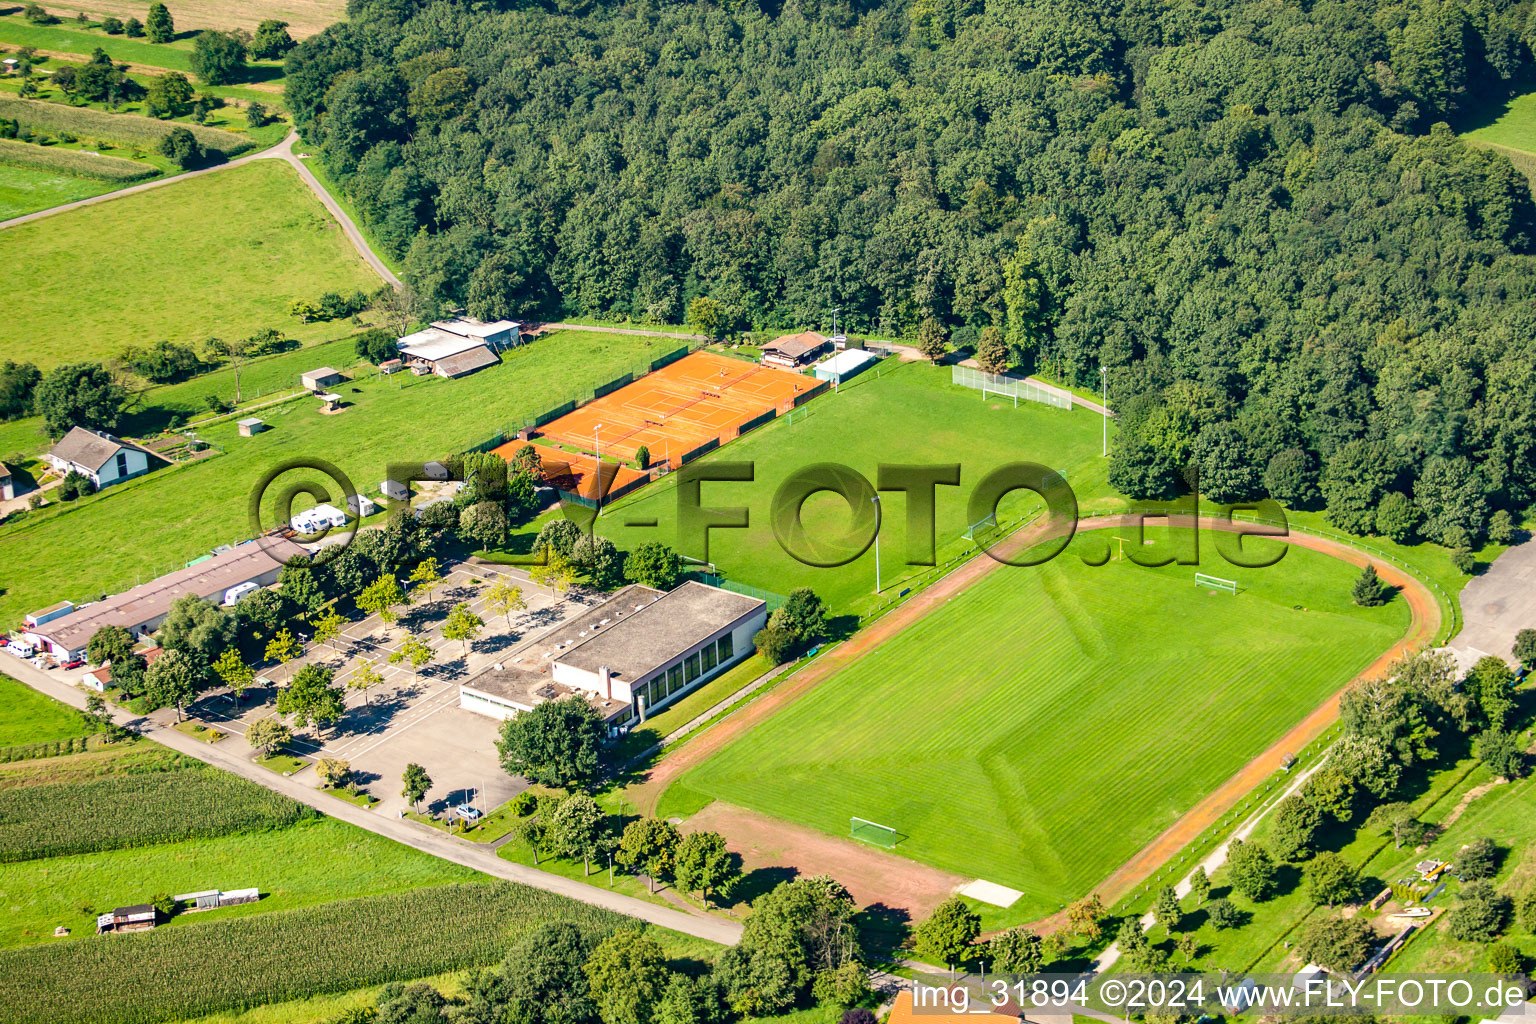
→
(462, 665, 629, 720)
(558, 581, 765, 682)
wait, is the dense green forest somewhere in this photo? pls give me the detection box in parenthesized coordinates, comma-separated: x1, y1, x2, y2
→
(287, 0, 1536, 540)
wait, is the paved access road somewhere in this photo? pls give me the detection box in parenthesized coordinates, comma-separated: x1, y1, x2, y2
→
(4, 657, 743, 947)
(0, 131, 403, 290)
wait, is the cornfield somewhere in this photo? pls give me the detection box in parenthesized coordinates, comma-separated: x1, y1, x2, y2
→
(0, 881, 626, 1024)
(0, 765, 316, 861)
(0, 733, 106, 763)
(0, 99, 253, 157)
(0, 137, 157, 182)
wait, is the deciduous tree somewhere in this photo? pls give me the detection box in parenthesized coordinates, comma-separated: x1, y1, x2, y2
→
(496, 697, 604, 788)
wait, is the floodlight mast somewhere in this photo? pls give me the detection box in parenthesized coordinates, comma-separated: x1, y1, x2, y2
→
(1100, 365, 1108, 457)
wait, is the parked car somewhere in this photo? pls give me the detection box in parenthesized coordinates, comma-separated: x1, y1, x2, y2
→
(61, 658, 84, 670)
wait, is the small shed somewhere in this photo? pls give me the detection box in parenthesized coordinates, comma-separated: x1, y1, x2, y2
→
(219, 887, 260, 906)
(237, 418, 267, 437)
(97, 905, 157, 934)
(301, 367, 343, 392)
(379, 359, 403, 375)
(381, 479, 410, 501)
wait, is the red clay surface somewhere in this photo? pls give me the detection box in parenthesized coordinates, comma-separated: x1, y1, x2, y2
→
(682, 801, 966, 918)
(635, 514, 1440, 924)
(535, 350, 821, 466)
(491, 442, 649, 502)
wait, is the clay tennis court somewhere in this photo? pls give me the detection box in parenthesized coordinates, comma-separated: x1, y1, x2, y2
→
(535, 350, 820, 466)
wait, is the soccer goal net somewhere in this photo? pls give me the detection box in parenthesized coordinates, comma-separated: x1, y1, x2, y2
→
(1195, 572, 1238, 594)
(850, 817, 901, 849)
(963, 511, 998, 543)
(952, 365, 1073, 410)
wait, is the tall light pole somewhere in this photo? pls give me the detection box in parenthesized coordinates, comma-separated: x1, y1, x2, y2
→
(1099, 366, 1107, 458)
(870, 494, 881, 593)
(830, 305, 841, 339)
(594, 423, 603, 516)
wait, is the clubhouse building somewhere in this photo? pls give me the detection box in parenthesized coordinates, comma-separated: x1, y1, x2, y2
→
(459, 581, 767, 735)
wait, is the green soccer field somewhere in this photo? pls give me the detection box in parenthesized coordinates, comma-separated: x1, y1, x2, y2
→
(592, 360, 1114, 616)
(673, 533, 1409, 920)
(0, 160, 379, 370)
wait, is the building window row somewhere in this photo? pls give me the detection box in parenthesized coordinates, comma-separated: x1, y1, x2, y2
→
(639, 632, 737, 717)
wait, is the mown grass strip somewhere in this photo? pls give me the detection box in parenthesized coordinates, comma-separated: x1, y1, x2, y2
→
(0, 880, 626, 1024)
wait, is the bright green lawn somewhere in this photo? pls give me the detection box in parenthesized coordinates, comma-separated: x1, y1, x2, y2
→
(0, 330, 660, 624)
(0, 160, 379, 369)
(674, 533, 1409, 921)
(587, 360, 1113, 617)
(0, 816, 476, 947)
(1461, 90, 1536, 154)
(0, 673, 89, 747)
(0, 161, 116, 218)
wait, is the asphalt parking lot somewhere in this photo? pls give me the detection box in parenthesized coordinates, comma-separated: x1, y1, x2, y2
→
(189, 559, 601, 817)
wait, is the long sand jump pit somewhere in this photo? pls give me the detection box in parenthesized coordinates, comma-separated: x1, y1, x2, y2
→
(535, 350, 822, 467)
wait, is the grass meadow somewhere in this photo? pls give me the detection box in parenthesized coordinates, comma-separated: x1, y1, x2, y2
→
(0, 160, 119, 216)
(0, 673, 90, 746)
(0, 14, 285, 84)
(670, 532, 1409, 921)
(0, 329, 659, 624)
(0, 160, 379, 369)
(587, 359, 1114, 617)
(1461, 90, 1536, 154)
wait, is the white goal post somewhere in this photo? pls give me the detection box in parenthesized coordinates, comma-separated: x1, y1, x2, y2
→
(1194, 572, 1238, 594)
(850, 816, 901, 849)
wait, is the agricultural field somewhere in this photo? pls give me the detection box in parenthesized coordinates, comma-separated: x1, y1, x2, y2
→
(0, 97, 260, 158)
(589, 360, 1113, 616)
(669, 533, 1410, 922)
(0, 760, 315, 861)
(0, 159, 379, 369)
(0, 815, 480, 946)
(0, 880, 626, 1024)
(0, 329, 658, 624)
(46, 0, 346, 40)
(0, 672, 92, 747)
(0, 136, 155, 181)
(0, 159, 119, 216)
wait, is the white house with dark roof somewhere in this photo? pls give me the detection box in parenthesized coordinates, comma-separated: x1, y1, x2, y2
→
(44, 427, 158, 490)
(459, 581, 767, 735)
